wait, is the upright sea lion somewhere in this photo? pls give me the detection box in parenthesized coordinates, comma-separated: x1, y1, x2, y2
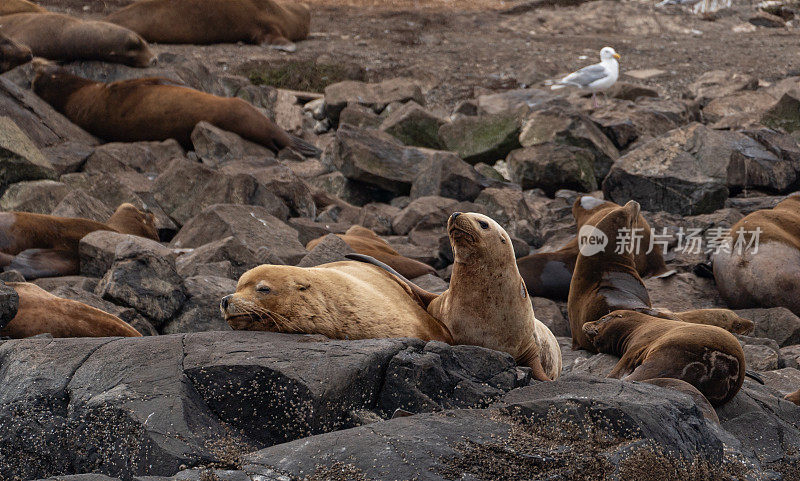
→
(0, 203, 158, 280)
(713, 194, 800, 317)
(220, 261, 453, 342)
(106, 0, 310, 51)
(0, 0, 46, 16)
(517, 196, 673, 300)
(786, 389, 800, 406)
(0, 32, 31, 73)
(583, 310, 746, 406)
(349, 212, 562, 381)
(32, 59, 320, 156)
(4, 282, 141, 338)
(0, 13, 153, 67)
(306, 226, 437, 280)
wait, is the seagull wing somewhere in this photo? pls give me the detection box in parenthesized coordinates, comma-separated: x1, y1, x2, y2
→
(557, 63, 609, 88)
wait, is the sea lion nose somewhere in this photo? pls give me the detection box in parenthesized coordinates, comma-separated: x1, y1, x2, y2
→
(451, 212, 461, 220)
(220, 295, 231, 311)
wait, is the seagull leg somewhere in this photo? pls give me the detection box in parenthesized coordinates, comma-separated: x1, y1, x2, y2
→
(592, 92, 598, 108)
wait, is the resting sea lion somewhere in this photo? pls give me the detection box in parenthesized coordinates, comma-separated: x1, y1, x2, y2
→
(0, 0, 46, 16)
(32, 59, 320, 156)
(786, 389, 800, 406)
(220, 261, 453, 342)
(106, 0, 310, 51)
(713, 194, 800, 317)
(583, 309, 746, 406)
(0, 203, 158, 280)
(668, 308, 754, 335)
(517, 196, 673, 301)
(0, 13, 153, 67)
(4, 282, 141, 338)
(349, 212, 562, 381)
(0, 32, 31, 73)
(306, 226, 437, 280)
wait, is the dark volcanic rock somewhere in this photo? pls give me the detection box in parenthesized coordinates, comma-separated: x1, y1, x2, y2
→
(688, 70, 758, 106)
(736, 307, 800, 347)
(79, 231, 172, 279)
(0, 281, 19, 329)
(0, 117, 58, 194)
(324, 78, 425, 124)
(162, 276, 236, 334)
(380, 101, 445, 149)
(506, 144, 597, 195)
(242, 375, 742, 480)
(296, 234, 354, 267)
(0, 180, 71, 214)
(409, 151, 485, 201)
(51, 190, 114, 223)
(438, 109, 524, 165)
(175, 236, 260, 280)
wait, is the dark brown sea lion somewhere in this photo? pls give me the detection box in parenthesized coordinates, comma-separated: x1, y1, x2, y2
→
(31, 59, 319, 156)
(3, 282, 141, 338)
(517, 196, 673, 301)
(583, 309, 746, 406)
(0, 0, 46, 16)
(0, 203, 158, 280)
(713, 194, 800, 317)
(106, 0, 310, 51)
(221, 261, 454, 342)
(0, 13, 153, 67)
(0, 31, 31, 73)
(306, 225, 437, 280)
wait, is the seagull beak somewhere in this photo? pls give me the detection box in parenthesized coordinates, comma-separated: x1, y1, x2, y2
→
(613, 53, 621, 60)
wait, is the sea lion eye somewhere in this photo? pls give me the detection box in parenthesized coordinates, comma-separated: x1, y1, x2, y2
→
(478, 221, 489, 229)
(256, 286, 271, 294)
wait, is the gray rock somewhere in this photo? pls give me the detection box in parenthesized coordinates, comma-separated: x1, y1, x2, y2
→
(296, 234, 354, 267)
(170, 204, 306, 265)
(49, 286, 156, 336)
(474, 187, 539, 245)
(409, 151, 485, 201)
(506, 144, 597, 195)
(175, 237, 260, 280)
(33, 276, 100, 293)
(190, 121, 275, 167)
(0, 281, 19, 330)
(533, 297, 570, 337)
(220, 159, 316, 218)
(79, 230, 172, 279)
(162, 276, 236, 334)
(338, 103, 383, 129)
(736, 308, 800, 347)
(438, 109, 524, 164)
(40, 142, 95, 176)
(0, 180, 71, 214)
(391, 196, 459, 235)
(688, 70, 758, 106)
(781, 345, 800, 369)
(51, 190, 114, 223)
(324, 78, 425, 124)
(380, 101, 445, 149)
(0, 117, 58, 195)
(83, 140, 184, 176)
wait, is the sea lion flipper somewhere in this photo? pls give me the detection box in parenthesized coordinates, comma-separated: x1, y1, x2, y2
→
(345, 253, 439, 308)
(289, 134, 321, 158)
(7, 248, 78, 280)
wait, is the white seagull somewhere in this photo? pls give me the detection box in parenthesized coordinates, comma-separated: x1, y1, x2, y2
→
(551, 47, 621, 107)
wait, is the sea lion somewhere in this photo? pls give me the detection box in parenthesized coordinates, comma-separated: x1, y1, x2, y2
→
(106, 0, 310, 51)
(220, 261, 453, 342)
(4, 282, 141, 338)
(0, 31, 31, 73)
(32, 59, 320, 156)
(713, 194, 800, 317)
(669, 308, 754, 335)
(0, 13, 153, 67)
(306, 226, 437, 280)
(0, 0, 46, 16)
(786, 388, 800, 406)
(349, 212, 562, 381)
(583, 309, 746, 406)
(517, 196, 673, 301)
(0, 203, 158, 280)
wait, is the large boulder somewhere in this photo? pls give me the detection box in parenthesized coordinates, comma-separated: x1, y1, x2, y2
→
(169, 204, 306, 265)
(592, 98, 698, 151)
(474, 187, 539, 245)
(190, 121, 274, 167)
(0, 180, 71, 214)
(735, 308, 800, 348)
(0, 116, 57, 193)
(83, 140, 184, 176)
(688, 70, 758, 106)
(49, 285, 157, 336)
(761, 90, 800, 134)
(242, 375, 741, 480)
(174, 236, 260, 280)
(438, 109, 524, 164)
(409, 152, 485, 201)
(324, 78, 425, 124)
(506, 144, 597, 195)
(95, 239, 186, 328)
(380, 101, 445, 149)
(162, 276, 236, 334)
(79, 230, 172, 279)
(152, 158, 289, 226)
(220, 159, 316, 218)
(51, 190, 115, 223)
(0, 281, 19, 329)
(391, 196, 459, 235)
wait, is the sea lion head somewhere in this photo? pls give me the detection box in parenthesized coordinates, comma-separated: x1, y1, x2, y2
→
(32, 58, 90, 111)
(572, 196, 612, 229)
(106, 203, 158, 240)
(582, 310, 633, 352)
(0, 34, 32, 73)
(92, 21, 155, 67)
(447, 212, 514, 265)
(587, 200, 641, 259)
(702, 309, 754, 335)
(221, 265, 312, 332)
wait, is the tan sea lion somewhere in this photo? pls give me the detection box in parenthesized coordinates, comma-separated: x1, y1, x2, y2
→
(32, 59, 319, 156)
(0, 31, 31, 73)
(349, 212, 562, 381)
(106, 0, 310, 51)
(669, 308, 754, 335)
(786, 389, 800, 406)
(220, 261, 453, 342)
(583, 309, 746, 406)
(517, 196, 673, 301)
(306, 226, 437, 280)
(0, 13, 153, 67)
(4, 282, 141, 338)
(713, 194, 800, 317)
(0, 203, 158, 280)
(0, 0, 46, 16)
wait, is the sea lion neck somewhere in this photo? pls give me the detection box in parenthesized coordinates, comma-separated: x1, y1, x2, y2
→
(33, 69, 96, 112)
